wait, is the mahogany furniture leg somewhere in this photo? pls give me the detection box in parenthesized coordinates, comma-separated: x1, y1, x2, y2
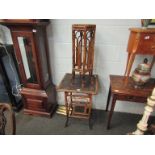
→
(65, 92, 69, 127)
(150, 56, 155, 71)
(107, 94, 117, 129)
(106, 86, 111, 111)
(124, 53, 136, 77)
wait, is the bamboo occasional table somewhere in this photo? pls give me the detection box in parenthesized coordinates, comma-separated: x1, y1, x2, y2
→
(106, 75, 155, 129)
(57, 73, 99, 129)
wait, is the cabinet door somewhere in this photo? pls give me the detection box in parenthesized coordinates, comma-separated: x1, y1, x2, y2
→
(11, 31, 41, 89)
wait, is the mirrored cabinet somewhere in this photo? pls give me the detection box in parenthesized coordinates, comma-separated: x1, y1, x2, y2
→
(0, 20, 57, 117)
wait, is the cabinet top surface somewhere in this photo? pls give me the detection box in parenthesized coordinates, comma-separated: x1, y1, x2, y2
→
(57, 73, 99, 94)
(0, 19, 49, 26)
(72, 24, 96, 30)
(110, 75, 155, 97)
(129, 28, 155, 33)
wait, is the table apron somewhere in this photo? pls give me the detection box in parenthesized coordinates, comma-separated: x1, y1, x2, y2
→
(113, 94, 147, 103)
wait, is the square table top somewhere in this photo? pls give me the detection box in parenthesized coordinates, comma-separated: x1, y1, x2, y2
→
(110, 75, 155, 97)
(57, 73, 99, 95)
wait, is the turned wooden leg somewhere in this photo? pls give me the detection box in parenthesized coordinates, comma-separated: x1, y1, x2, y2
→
(124, 53, 136, 77)
(150, 56, 155, 71)
(106, 86, 111, 111)
(107, 94, 117, 129)
(131, 88, 155, 135)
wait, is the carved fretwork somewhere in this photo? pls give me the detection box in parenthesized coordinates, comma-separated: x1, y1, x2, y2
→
(72, 25, 96, 81)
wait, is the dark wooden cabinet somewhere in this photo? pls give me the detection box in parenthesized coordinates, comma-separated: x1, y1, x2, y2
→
(0, 20, 57, 117)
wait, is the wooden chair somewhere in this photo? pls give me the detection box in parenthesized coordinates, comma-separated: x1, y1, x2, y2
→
(0, 103, 16, 135)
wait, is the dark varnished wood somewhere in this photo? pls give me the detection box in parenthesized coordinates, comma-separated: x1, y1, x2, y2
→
(110, 75, 155, 97)
(105, 86, 111, 111)
(125, 28, 155, 77)
(0, 19, 49, 26)
(106, 75, 155, 129)
(0, 20, 57, 117)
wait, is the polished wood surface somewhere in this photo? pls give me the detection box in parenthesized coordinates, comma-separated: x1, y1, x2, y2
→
(106, 75, 155, 129)
(125, 28, 155, 76)
(57, 73, 98, 94)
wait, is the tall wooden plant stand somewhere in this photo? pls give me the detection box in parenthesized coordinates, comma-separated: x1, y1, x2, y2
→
(57, 24, 98, 128)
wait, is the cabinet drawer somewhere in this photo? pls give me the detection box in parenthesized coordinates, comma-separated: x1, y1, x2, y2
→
(116, 94, 147, 103)
(137, 33, 155, 54)
(25, 98, 45, 112)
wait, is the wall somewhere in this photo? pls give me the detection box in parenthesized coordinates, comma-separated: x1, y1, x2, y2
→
(47, 19, 155, 115)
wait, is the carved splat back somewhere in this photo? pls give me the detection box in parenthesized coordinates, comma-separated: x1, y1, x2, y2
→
(72, 24, 96, 77)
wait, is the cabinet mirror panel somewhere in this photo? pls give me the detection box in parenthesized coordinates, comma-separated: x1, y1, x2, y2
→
(18, 37, 37, 83)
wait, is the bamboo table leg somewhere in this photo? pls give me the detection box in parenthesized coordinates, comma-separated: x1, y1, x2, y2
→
(88, 95, 93, 130)
(65, 92, 69, 127)
(106, 86, 111, 111)
(124, 53, 136, 77)
(107, 94, 117, 129)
